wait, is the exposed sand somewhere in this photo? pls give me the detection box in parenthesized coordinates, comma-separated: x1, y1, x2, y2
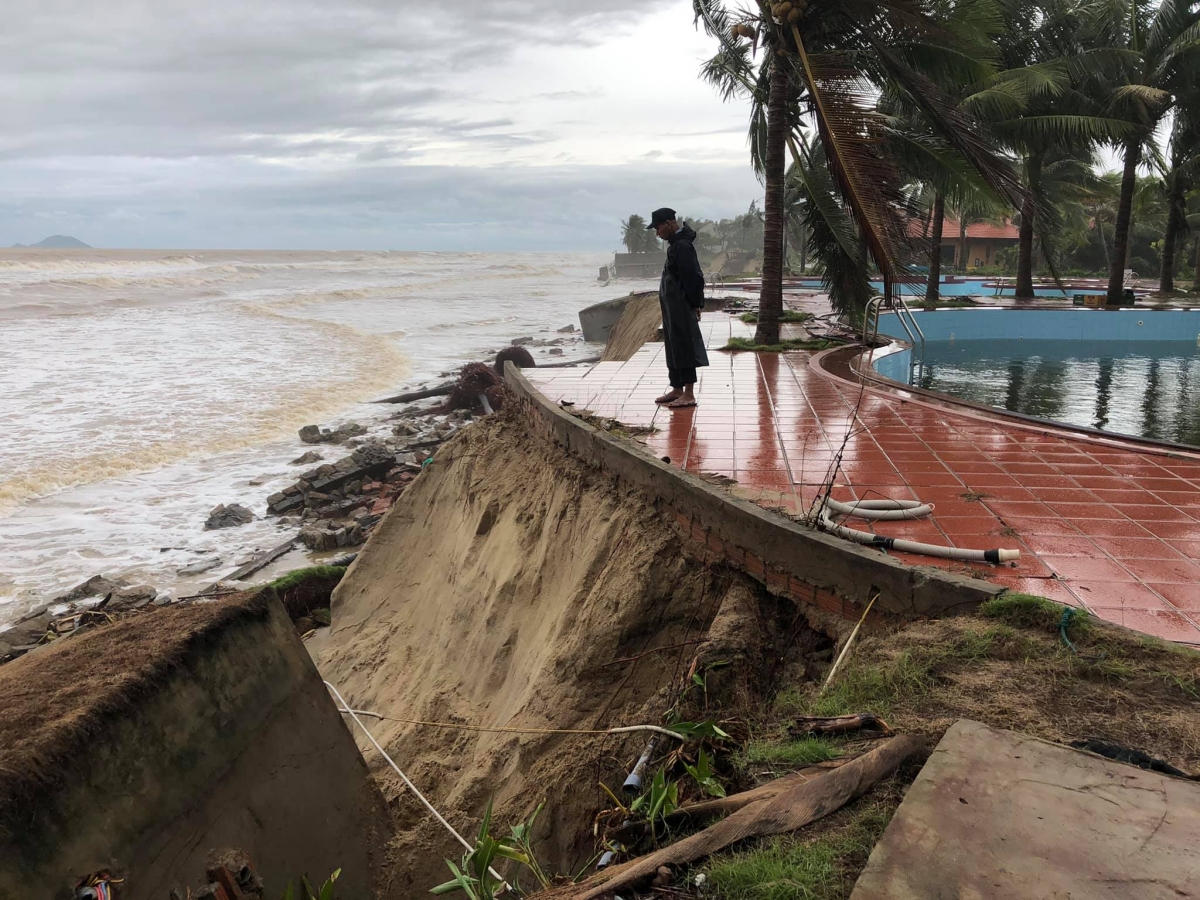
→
(601, 292, 661, 361)
(318, 410, 744, 893)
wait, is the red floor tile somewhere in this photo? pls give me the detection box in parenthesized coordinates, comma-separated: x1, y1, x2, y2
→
(1066, 581, 1173, 609)
(1116, 556, 1200, 584)
(1037, 556, 1136, 582)
(1089, 536, 1184, 561)
(1167, 539, 1200, 560)
(1070, 518, 1154, 538)
(1140, 520, 1200, 540)
(1020, 534, 1101, 557)
(1147, 582, 1200, 612)
(1086, 606, 1200, 642)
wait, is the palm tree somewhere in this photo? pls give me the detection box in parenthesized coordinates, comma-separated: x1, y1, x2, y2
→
(695, 0, 1027, 335)
(1160, 106, 1200, 291)
(957, 0, 1135, 297)
(620, 214, 650, 253)
(1095, 0, 1200, 301)
(925, 192, 948, 303)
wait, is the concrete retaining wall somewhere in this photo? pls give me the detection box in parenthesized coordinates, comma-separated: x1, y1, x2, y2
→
(0, 593, 388, 900)
(505, 365, 1004, 624)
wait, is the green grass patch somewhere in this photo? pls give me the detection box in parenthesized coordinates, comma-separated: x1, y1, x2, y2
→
(805, 650, 937, 717)
(724, 337, 832, 353)
(739, 310, 813, 324)
(705, 800, 893, 900)
(742, 737, 843, 768)
(268, 565, 347, 592)
(979, 592, 1078, 634)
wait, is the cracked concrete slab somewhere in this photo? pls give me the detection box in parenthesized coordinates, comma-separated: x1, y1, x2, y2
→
(851, 719, 1200, 899)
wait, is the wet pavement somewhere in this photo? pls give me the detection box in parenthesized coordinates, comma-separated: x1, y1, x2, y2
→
(526, 312, 1200, 645)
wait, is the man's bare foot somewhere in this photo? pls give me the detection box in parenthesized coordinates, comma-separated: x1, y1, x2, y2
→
(656, 389, 682, 404)
(667, 396, 697, 409)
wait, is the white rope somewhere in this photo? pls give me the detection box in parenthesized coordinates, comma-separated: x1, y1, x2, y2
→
(323, 681, 509, 890)
(336, 708, 688, 742)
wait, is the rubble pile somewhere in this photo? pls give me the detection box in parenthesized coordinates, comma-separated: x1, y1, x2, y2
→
(266, 403, 475, 551)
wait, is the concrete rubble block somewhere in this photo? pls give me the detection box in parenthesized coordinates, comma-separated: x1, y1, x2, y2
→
(204, 503, 255, 530)
(177, 557, 223, 577)
(850, 719, 1200, 899)
(105, 584, 159, 610)
(52, 575, 129, 606)
(289, 450, 323, 466)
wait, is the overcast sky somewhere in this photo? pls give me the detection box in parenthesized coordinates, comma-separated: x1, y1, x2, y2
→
(0, 0, 765, 251)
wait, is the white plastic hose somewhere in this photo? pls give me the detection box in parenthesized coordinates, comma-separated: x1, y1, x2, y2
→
(818, 499, 1020, 564)
(825, 498, 934, 521)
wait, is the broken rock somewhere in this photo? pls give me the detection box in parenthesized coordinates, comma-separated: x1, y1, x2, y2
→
(177, 557, 223, 577)
(52, 574, 128, 605)
(290, 450, 324, 465)
(204, 503, 255, 530)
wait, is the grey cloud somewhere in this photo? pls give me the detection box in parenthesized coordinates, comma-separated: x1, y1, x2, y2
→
(1, 0, 676, 162)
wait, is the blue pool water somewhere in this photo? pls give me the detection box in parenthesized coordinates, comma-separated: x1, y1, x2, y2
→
(794, 277, 1072, 298)
(877, 340, 1200, 445)
(870, 309, 1200, 444)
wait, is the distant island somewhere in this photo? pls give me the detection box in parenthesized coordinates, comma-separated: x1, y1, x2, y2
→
(11, 235, 92, 249)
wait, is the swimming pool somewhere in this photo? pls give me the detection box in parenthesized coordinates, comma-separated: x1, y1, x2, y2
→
(871, 309, 1200, 445)
(792, 276, 1078, 298)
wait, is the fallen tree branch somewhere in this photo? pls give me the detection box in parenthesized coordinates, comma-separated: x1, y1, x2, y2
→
(534, 735, 924, 900)
(789, 714, 893, 737)
(374, 382, 454, 404)
(612, 760, 849, 843)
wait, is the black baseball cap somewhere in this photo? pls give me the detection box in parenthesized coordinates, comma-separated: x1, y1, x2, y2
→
(647, 207, 677, 229)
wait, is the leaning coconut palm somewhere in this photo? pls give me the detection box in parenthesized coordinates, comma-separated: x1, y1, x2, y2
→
(1088, 0, 1200, 301)
(695, 0, 1028, 334)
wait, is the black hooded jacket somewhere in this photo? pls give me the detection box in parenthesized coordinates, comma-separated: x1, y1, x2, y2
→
(658, 224, 710, 370)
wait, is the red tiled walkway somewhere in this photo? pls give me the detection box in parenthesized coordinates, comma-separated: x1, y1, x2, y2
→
(527, 314, 1200, 645)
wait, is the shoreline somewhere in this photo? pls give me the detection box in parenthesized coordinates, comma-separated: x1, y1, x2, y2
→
(0, 320, 598, 645)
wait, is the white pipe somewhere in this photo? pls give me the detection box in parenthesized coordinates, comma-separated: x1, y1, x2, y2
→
(819, 506, 1019, 565)
(825, 498, 934, 521)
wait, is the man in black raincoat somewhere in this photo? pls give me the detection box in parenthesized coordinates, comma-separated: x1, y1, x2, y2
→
(649, 207, 709, 409)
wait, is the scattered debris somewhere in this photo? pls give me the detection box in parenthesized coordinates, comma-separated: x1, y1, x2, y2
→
(299, 422, 367, 444)
(546, 736, 924, 899)
(204, 503, 255, 530)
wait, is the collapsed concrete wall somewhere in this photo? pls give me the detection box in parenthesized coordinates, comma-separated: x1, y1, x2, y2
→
(319, 412, 812, 895)
(0, 592, 388, 900)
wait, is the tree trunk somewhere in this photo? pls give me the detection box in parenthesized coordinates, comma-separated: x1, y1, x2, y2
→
(1108, 139, 1142, 302)
(1015, 155, 1040, 299)
(958, 216, 968, 274)
(1159, 170, 1186, 293)
(799, 225, 807, 274)
(755, 52, 789, 346)
(1094, 220, 1111, 272)
(1194, 235, 1200, 292)
(925, 192, 945, 304)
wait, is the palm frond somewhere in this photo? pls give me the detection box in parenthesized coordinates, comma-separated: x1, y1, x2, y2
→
(790, 26, 915, 286)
